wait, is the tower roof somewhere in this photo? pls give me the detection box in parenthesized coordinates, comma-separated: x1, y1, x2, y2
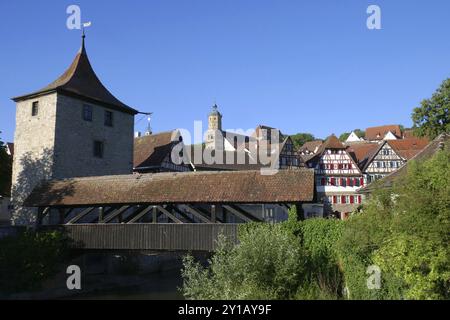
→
(12, 35, 138, 115)
(209, 104, 221, 116)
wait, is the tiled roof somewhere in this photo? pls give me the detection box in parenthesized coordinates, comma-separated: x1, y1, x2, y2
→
(12, 37, 137, 115)
(365, 125, 402, 140)
(359, 133, 449, 193)
(24, 169, 315, 207)
(387, 138, 430, 160)
(346, 143, 379, 164)
(299, 140, 323, 153)
(319, 134, 345, 150)
(133, 131, 180, 169)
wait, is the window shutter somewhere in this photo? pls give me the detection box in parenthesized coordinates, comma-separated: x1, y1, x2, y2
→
(341, 196, 346, 204)
(360, 178, 364, 186)
(331, 177, 335, 185)
(333, 196, 337, 204)
(350, 196, 354, 204)
(358, 195, 362, 204)
(321, 178, 326, 185)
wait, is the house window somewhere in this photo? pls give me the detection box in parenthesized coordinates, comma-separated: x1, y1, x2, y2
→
(31, 101, 39, 116)
(83, 105, 93, 121)
(93, 140, 104, 158)
(104, 111, 114, 127)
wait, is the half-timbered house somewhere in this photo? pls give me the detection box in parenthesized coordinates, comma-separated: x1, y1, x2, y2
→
(360, 138, 429, 183)
(306, 135, 364, 217)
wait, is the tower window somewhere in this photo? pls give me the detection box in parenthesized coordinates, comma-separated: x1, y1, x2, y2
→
(93, 140, 104, 158)
(83, 105, 93, 121)
(31, 101, 39, 116)
(104, 111, 113, 127)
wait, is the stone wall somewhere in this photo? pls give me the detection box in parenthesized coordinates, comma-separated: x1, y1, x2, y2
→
(11, 93, 58, 225)
(53, 95, 134, 178)
(10, 93, 134, 225)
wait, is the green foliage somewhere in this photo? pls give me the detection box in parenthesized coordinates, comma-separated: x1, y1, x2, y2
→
(290, 133, 316, 149)
(296, 219, 345, 299)
(182, 152, 449, 300)
(182, 214, 346, 300)
(337, 151, 450, 300)
(339, 132, 351, 142)
(412, 78, 450, 139)
(0, 230, 73, 294)
(181, 224, 308, 299)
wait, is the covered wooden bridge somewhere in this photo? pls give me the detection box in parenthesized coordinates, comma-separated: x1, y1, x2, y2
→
(25, 169, 314, 251)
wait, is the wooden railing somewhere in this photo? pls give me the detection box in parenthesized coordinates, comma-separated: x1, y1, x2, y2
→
(48, 223, 240, 251)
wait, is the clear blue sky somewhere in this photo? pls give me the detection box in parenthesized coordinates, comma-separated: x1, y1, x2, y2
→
(1, 0, 449, 143)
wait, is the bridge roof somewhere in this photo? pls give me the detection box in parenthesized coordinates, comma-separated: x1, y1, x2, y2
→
(25, 169, 315, 207)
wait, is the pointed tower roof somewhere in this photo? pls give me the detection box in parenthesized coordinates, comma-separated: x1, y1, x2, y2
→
(209, 104, 221, 116)
(321, 134, 345, 150)
(12, 35, 138, 115)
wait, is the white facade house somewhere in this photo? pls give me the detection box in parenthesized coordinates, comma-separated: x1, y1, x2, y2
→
(383, 131, 398, 141)
(345, 131, 363, 143)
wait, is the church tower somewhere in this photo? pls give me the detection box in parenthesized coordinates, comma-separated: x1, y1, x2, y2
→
(205, 104, 224, 150)
(10, 35, 138, 225)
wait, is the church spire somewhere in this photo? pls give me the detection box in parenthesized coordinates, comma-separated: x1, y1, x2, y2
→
(79, 28, 86, 55)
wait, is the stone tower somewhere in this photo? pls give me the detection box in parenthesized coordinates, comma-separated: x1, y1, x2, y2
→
(205, 104, 224, 150)
(10, 35, 138, 225)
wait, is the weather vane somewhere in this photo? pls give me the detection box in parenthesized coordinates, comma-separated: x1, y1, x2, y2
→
(82, 21, 92, 37)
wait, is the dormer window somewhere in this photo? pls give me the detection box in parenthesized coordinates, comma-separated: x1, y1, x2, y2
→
(31, 101, 39, 116)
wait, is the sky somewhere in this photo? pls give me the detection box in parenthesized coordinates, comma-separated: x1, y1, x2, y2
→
(1, 0, 449, 144)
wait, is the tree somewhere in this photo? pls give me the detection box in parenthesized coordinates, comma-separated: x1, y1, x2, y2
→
(412, 78, 450, 139)
(0, 134, 12, 197)
(337, 150, 450, 300)
(290, 133, 315, 149)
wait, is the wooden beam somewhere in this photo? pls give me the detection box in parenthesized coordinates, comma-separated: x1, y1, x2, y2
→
(37, 207, 50, 226)
(152, 206, 158, 223)
(102, 206, 130, 223)
(89, 207, 115, 223)
(211, 205, 216, 223)
(222, 205, 262, 223)
(184, 205, 212, 223)
(98, 207, 104, 222)
(172, 206, 195, 223)
(127, 206, 153, 223)
(66, 207, 95, 224)
(156, 205, 183, 224)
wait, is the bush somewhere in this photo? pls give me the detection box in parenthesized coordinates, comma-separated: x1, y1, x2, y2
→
(337, 151, 450, 300)
(181, 224, 308, 300)
(296, 218, 344, 299)
(0, 230, 72, 294)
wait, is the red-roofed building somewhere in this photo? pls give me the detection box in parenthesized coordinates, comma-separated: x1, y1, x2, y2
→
(365, 125, 402, 142)
(306, 135, 364, 218)
(360, 138, 430, 183)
